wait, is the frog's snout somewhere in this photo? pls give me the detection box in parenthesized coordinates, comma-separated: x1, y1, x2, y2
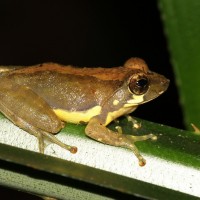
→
(162, 78, 170, 89)
(158, 78, 170, 95)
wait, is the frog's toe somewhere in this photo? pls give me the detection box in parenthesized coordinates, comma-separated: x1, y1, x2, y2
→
(138, 156, 146, 167)
(42, 131, 78, 153)
(126, 133, 157, 142)
(150, 134, 157, 141)
(115, 125, 123, 134)
(37, 132, 45, 153)
(191, 123, 200, 135)
(123, 141, 146, 166)
(126, 115, 141, 129)
(34, 129, 77, 154)
(123, 134, 157, 166)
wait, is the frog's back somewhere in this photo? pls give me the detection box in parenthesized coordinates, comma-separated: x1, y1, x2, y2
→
(9, 57, 148, 81)
(4, 68, 121, 112)
(0, 58, 148, 112)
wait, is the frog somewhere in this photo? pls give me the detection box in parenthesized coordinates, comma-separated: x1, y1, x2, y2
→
(0, 57, 169, 166)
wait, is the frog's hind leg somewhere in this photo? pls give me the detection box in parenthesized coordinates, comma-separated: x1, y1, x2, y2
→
(85, 117, 156, 166)
(0, 83, 77, 154)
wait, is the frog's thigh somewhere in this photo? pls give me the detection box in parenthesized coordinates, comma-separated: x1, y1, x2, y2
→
(0, 84, 77, 153)
(85, 117, 156, 166)
(0, 84, 62, 133)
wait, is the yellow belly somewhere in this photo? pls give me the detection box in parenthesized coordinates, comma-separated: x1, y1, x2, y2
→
(53, 106, 102, 124)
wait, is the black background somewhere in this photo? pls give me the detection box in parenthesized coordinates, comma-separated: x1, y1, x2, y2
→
(0, 0, 183, 199)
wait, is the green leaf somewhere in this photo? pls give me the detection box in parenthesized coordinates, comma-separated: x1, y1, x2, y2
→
(159, 0, 200, 129)
(0, 116, 200, 199)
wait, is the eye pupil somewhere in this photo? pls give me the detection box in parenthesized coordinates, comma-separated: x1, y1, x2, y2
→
(136, 78, 148, 88)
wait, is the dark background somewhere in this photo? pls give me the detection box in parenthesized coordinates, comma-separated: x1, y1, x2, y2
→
(0, 0, 183, 199)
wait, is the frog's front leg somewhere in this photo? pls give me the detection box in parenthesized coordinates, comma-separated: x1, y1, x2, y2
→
(0, 83, 77, 154)
(85, 117, 156, 166)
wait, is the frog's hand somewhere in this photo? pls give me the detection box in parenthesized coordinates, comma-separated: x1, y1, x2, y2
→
(85, 117, 156, 166)
(126, 115, 141, 129)
(0, 83, 77, 153)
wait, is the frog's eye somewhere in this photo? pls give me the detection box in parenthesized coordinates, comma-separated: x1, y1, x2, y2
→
(128, 75, 149, 95)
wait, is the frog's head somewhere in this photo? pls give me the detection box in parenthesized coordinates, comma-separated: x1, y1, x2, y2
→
(122, 58, 170, 107)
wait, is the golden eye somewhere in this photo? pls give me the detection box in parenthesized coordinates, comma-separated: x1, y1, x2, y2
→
(129, 75, 149, 95)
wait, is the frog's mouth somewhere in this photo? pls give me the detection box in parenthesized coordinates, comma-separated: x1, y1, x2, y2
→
(144, 77, 170, 102)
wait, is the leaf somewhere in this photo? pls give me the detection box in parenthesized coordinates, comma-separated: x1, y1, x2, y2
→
(159, 0, 200, 129)
(0, 116, 199, 199)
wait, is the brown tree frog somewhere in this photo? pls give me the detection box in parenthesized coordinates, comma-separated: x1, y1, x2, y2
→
(0, 58, 169, 166)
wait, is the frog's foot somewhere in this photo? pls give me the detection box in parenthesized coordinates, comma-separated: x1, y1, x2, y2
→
(191, 123, 200, 135)
(120, 134, 156, 166)
(86, 118, 156, 166)
(41, 131, 77, 153)
(28, 126, 77, 154)
(126, 115, 141, 129)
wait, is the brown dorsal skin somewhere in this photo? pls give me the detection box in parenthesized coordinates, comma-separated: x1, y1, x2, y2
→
(0, 57, 167, 112)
